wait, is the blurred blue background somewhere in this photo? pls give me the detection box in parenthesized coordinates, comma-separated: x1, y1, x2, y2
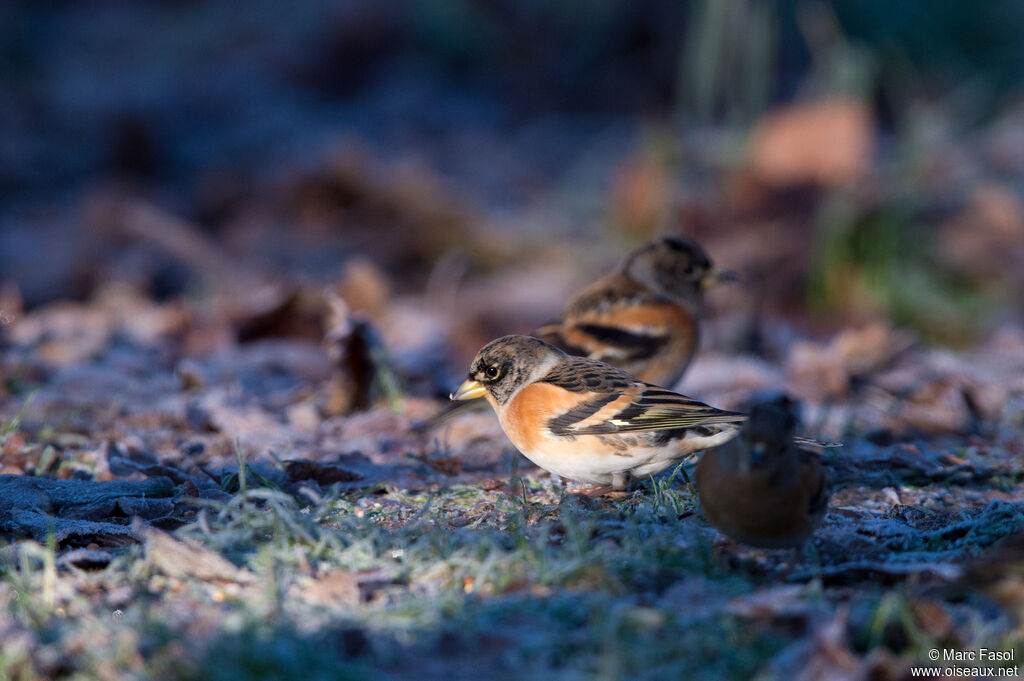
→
(1, 0, 1023, 345)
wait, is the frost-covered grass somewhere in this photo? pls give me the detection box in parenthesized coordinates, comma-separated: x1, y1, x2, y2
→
(1, 468, 1021, 681)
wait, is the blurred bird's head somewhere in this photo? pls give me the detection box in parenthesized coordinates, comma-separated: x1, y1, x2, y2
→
(623, 236, 736, 307)
(740, 397, 799, 466)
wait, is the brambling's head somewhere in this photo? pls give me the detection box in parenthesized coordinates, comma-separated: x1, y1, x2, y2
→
(452, 335, 565, 406)
(624, 236, 736, 304)
(739, 398, 799, 467)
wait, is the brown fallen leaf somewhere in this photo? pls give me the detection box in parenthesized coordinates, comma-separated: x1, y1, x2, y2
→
(295, 568, 361, 608)
(748, 98, 874, 188)
(322, 293, 381, 415)
(142, 527, 256, 584)
(233, 285, 325, 343)
(939, 182, 1024, 283)
(887, 380, 974, 436)
(726, 584, 812, 619)
(59, 548, 115, 570)
(1, 431, 29, 475)
(831, 323, 916, 377)
(908, 598, 954, 641)
(286, 401, 321, 433)
(292, 566, 401, 609)
(337, 256, 391, 321)
(787, 607, 862, 681)
(480, 479, 504, 492)
(92, 282, 191, 345)
(7, 302, 112, 367)
(768, 605, 910, 681)
(787, 322, 915, 401)
(424, 457, 462, 477)
(283, 459, 364, 485)
(608, 153, 672, 238)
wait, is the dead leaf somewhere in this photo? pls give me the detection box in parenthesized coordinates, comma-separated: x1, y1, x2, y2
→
(322, 294, 380, 415)
(787, 322, 914, 401)
(284, 459, 364, 485)
(295, 569, 361, 608)
(909, 599, 954, 640)
(58, 548, 114, 570)
(425, 457, 462, 477)
(143, 527, 256, 584)
(940, 183, 1024, 281)
(7, 303, 111, 366)
(749, 98, 874, 187)
(608, 154, 672, 237)
(765, 607, 863, 681)
(337, 256, 391, 320)
(726, 584, 811, 619)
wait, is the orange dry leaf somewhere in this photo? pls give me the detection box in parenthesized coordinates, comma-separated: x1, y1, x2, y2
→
(749, 98, 874, 187)
(786, 322, 914, 401)
(609, 154, 672, 238)
(337, 256, 391, 321)
(143, 528, 256, 585)
(297, 569, 361, 608)
(909, 599, 953, 640)
(0, 432, 28, 475)
(940, 182, 1024, 281)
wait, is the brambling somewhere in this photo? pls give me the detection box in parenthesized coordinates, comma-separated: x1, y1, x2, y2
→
(451, 335, 747, 490)
(695, 398, 829, 549)
(537, 235, 735, 387)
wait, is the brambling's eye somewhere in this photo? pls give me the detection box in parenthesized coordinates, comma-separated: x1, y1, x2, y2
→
(484, 364, 502, 380)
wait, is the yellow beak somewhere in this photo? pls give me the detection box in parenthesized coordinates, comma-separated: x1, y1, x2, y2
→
(451, 379, 487, 401)
(701, 267, 739, 289)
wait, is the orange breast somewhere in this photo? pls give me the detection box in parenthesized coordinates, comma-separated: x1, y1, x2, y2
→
(502, 382, 584, 453)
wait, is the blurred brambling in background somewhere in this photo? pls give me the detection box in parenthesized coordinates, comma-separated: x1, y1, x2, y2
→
(695, 398, 829, 549)
(537, 235, 735, 387)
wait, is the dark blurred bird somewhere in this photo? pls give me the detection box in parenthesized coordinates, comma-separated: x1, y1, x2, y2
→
(415, 236, 733, 433)
(451, 335, 749, 491)
(695, 398, 830, 549)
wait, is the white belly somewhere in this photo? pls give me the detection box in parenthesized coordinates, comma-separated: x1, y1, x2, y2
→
(513, 428, 739, 485)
